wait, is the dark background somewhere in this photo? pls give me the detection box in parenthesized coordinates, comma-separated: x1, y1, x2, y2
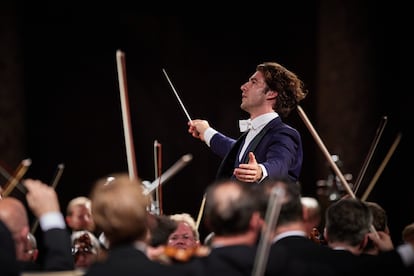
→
(1, 2, 412, 245)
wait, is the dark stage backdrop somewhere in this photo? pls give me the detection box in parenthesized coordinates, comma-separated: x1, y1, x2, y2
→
(1, 3, 412, 244)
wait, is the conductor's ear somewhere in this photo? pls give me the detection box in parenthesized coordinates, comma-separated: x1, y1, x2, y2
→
(266, 91, 277, 100)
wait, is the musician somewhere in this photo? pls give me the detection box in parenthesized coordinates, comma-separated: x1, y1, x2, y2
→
(65, 196, 95, 233)
(0, 219, 19, 276)
(260, 178, 337, 276)
(148, 214, 178, 248)
(84, 173, 194, 276)
(300, 196, 326, 244)
(180, 178, 263, 276)
(188, 62, 308, 184)
(362, 201, 389, 255)
(402, 222, 414, 244)
(402, 222, 414, 275)
(146, 214, 177, 264)
(324, 198, 414, 275)
(0, 179, 74, 273)
(168, 213, 200, 251)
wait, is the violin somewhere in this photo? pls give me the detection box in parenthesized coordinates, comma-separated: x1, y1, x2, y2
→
(72, 232, 96, 256)
(164, 245, 210, 262)
(150, 245, 210, 264)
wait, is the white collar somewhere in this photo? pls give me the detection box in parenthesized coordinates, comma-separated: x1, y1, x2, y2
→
(239, 112, 278, 132)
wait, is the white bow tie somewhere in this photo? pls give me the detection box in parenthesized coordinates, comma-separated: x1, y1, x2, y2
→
(239, 119, 252, 132)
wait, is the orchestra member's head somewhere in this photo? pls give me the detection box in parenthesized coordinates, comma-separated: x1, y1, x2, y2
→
(66, 196, 95, 232)
(168, 213, 200, 250)
(89, 174, 151, 248)
(0, 197, 30, 261)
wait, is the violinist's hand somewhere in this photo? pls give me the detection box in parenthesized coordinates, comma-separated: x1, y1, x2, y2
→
(24, 179, 61, 218)
(234, 152, 263, 183)
(188, 119, 209, 141)
(147, 245, 172, 265)
(367, 231, 394, 252)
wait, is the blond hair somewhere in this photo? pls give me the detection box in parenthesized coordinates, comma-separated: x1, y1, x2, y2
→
(66, 196, 91, 215)
(169, 213, 199, 241)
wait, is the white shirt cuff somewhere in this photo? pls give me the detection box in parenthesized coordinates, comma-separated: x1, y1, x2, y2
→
(204, 127, 218, 147)
(39, 212, 66, 231)
(259, 164, 268, 182)
(397, 243, 414, 266)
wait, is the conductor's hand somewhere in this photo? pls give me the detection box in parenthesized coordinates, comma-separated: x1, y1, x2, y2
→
(188, 120, 210, 141)
(234, 152, 263, 183)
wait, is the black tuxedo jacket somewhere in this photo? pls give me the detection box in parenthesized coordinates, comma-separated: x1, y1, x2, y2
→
(0, 220, 20, 276)
(21, 228, 74, 272)
(182, 245, 256, 276)
(85, 244, 193, 276)
(266, 235, 337, 276)
(267, 235, 410, 276)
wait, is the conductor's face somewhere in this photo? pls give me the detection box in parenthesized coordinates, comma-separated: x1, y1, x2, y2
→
(240, 71, 272, 116)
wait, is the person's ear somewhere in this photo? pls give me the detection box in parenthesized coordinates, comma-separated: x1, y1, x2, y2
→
(360, 234, 369, 250)
(65, 216, 73, 227)
(323, 227, 328, 242)
(250, 212, 263, 230)
(302, 205, 310, 221)
(266, 91, 278, 100)
(32, 249, 39, 261)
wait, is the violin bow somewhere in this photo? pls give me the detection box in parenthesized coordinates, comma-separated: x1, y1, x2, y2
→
(361, 133, 402, 201)
(353, 116, 388, 196)
(0, 163, 28, 196)
(297, 106, 379, 237)
(116, 50, 139, 180)
(30, 163, 65, 234)
(195, 193, 206, 230)
(252, 186, 285, 276)
(153, 140, 163, 215)
(143, 153, 193, 195)
(1, 158, 32, 197)
(297, 106, 354, 197)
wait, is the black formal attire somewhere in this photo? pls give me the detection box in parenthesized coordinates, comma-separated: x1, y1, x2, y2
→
(0, 220, 20, 276)
(181, 245, 256, 276)
(85, 243, 193, 276)
(265, 235, 337, 276)
(267, 234, 411, 276)
(326, 248, 411, 276)
(20, 227, 74, 272)
(212, 116, 303, 182)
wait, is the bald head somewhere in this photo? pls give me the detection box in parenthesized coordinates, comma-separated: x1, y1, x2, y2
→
(0, 197, 30, 260)
(204, 179, 260, 236)
(0, 197, 28, 235)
